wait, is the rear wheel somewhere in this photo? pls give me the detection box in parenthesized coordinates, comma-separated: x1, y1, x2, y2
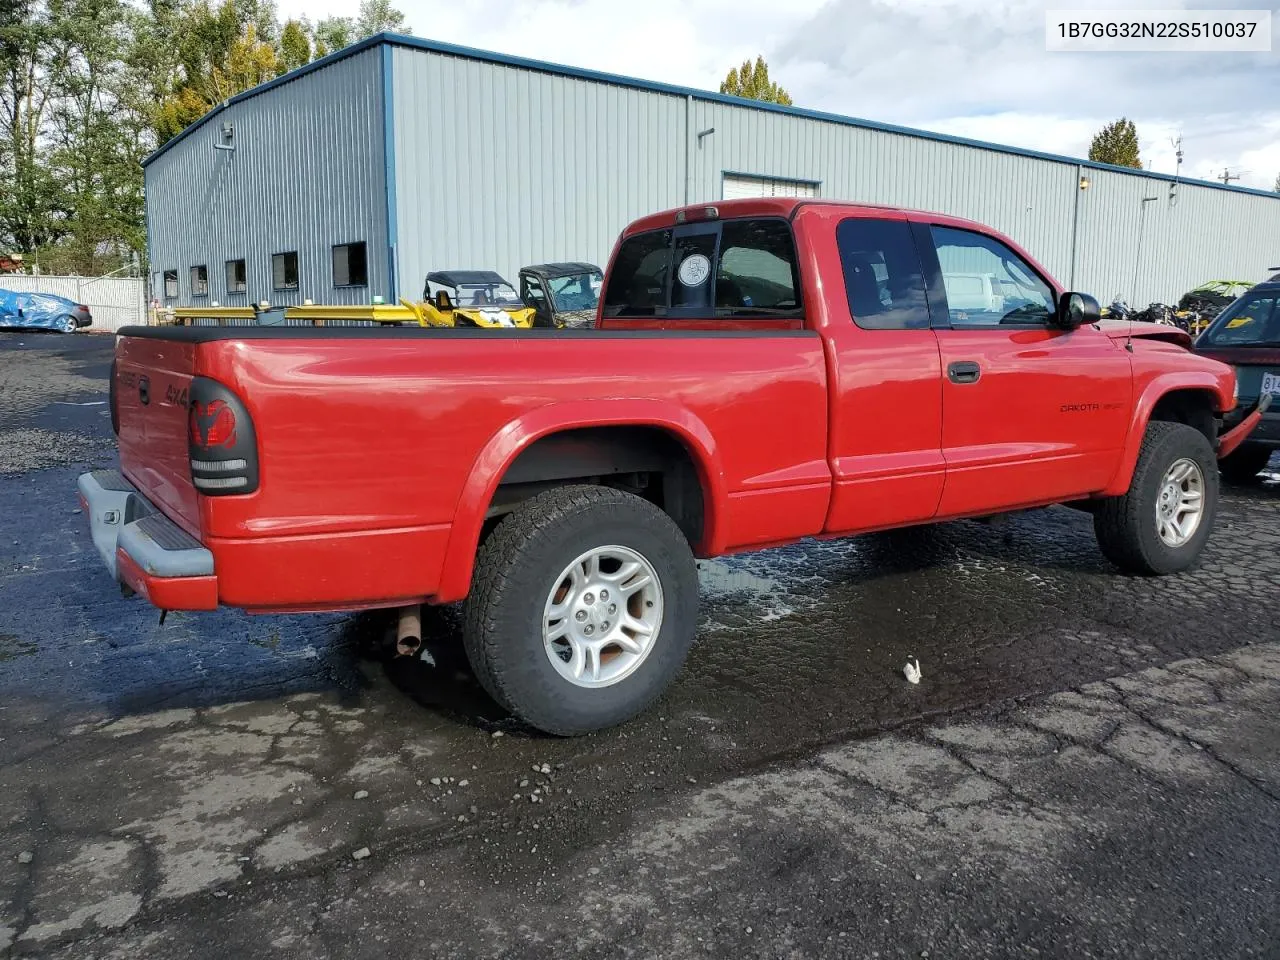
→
(464, 485, 698, 735)
(1093, 421, 1218, 575)
(1218, 444, 1273, 484)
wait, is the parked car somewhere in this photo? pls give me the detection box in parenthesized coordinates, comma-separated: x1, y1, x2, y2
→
(1195, 277, 1280, 481)
(518, 262, 603, 328)
(79, 198, 1267, 735)
(421, 271, 536, 328)
(0, 288, 92, 333)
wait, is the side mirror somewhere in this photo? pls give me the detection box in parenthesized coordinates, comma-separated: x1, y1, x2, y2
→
(1056, 291, 1099, 330)
(435, 290, 453, 310)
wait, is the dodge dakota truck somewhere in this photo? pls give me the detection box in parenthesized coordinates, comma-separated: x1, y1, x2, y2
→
(79, 198, 1269, 735)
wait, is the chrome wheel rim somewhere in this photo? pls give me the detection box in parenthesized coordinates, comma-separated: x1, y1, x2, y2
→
(542, 545, 664, 689)
(1155, 457, 1205, 547)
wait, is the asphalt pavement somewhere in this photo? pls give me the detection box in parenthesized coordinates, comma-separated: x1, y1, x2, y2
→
(1, 331, 1278, 959)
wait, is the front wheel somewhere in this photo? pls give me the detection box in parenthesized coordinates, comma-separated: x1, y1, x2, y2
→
(463, 485, 698, 735)
(1093, 421, 1218, 575)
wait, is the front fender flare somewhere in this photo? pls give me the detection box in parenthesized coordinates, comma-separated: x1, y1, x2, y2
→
(433, 399, 727, 602)
(1101, 372, 1233, 497)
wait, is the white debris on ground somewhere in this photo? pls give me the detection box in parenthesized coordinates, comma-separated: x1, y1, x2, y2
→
(903, 658, 923, 685)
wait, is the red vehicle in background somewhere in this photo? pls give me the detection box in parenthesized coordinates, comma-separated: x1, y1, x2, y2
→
(79, 199, 1268, 734)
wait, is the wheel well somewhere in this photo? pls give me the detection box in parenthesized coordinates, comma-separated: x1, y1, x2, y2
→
(487, 426, 707, 547)
(1149, 389, 1217, 444)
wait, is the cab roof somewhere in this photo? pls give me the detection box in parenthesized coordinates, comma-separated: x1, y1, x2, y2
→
(620, 197, 988, 237)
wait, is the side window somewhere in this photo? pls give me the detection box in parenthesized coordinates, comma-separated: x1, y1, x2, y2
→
(836, 218, 930, 330)
(225, 259, 247, 294)
(715, 219, 801, 314)
(603, 230, 671, 317)
(190, 265, 208, 297)
(523, 275, 547, 304)
(162, 269, 178, 300)
(272, 251, 299, 291)
(332, 242, 367, 287)
(930, 225, 1053, 327)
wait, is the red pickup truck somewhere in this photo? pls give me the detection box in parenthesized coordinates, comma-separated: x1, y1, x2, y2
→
(79, 198, 1268, 734)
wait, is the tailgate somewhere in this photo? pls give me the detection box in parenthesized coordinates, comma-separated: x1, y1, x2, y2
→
(115, 335, 202, 537)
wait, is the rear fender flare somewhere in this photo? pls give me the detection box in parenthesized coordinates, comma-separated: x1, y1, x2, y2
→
(1101, 373, 1232, 496)
(434, 400, 726, 602)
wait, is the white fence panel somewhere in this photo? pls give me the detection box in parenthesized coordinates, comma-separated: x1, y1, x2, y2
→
(0, 275, 145, 332)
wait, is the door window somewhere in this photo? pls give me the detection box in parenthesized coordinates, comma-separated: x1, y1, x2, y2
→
(930, 226, 1053, 327)
(835, 218, 930, 330)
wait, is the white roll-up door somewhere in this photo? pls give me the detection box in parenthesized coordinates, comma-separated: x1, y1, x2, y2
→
(722, 174, 819, 199)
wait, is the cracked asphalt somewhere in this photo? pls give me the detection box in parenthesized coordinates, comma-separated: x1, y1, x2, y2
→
(2, 332, 1279, 959)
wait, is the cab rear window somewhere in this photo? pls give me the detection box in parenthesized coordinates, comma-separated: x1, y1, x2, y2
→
(602, 218, 802, 319)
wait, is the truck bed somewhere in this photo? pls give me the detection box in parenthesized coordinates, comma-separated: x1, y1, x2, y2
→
(112, 324, 831, 611)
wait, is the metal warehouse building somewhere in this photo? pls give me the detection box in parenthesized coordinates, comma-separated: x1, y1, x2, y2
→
(145, 32, 1280, 310)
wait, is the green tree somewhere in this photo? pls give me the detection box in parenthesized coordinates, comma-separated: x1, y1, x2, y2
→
(277, 17, 310, 73)
(719, 55, 792, 106)
(312, 16, 353, 58)
(356, 0, 405, 35)
(1088, 117, 1142, 169)
(0, 0, 68, 256)
(1273, 171, 1280, 194)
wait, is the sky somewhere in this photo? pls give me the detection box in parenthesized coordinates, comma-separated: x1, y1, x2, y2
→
(277, 0, 1280, 190)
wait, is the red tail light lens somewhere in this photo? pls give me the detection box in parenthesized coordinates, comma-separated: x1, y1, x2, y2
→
(188, 377, 258, 495)
(189, 399, 237, 448)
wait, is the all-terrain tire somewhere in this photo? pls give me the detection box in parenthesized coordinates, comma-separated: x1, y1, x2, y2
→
(463, 485, 698, 735)
(1093, 421, 1218, 575)
(1218, 444, 1273, 485)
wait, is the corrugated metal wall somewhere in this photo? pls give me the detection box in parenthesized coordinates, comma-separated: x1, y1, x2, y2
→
(390, 46, 685, 292)
(687, 100, 1080, 287)
(149, 38, 1280, 312)
(145, 48, 390, 308)
(1073, 169, 1280, 306)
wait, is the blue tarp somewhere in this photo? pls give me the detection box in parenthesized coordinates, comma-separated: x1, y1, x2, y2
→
(0, 288, 81, 332)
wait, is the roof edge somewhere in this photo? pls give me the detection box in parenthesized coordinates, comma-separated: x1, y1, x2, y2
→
(144, 31, 1280, 202)
(141, 36, 386, 168)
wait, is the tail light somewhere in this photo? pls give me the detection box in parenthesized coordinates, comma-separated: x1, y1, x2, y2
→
(188, 377, 258, 495)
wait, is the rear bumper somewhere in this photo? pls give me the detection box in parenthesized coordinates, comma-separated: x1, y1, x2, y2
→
(76, 469, 218, 610)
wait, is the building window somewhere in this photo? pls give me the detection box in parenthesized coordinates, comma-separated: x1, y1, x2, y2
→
(836, 218, 930, 330)
(225, 259, 246, 295)
(272, 251, 299, 291)
(332, 242, 368, 287)
(163, 269, 178, 300)
(190, 265, 209, 297)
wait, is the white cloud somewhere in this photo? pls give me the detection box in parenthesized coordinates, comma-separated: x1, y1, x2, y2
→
(277, 0, 1280, 190)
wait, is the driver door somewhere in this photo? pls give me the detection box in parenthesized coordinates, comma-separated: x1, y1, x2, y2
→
(915, 219, 1132, 517)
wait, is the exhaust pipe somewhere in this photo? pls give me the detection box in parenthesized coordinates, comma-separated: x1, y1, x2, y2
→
(396, 604, 422, 657)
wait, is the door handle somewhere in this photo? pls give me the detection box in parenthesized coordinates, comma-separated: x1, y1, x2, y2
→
(138, 376, 150, 405)
(947, 361, 981, 385)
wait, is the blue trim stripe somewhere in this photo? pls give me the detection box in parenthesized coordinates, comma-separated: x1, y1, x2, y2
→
(144, 32, 1280, 202)
(381, 44, 398, 300)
